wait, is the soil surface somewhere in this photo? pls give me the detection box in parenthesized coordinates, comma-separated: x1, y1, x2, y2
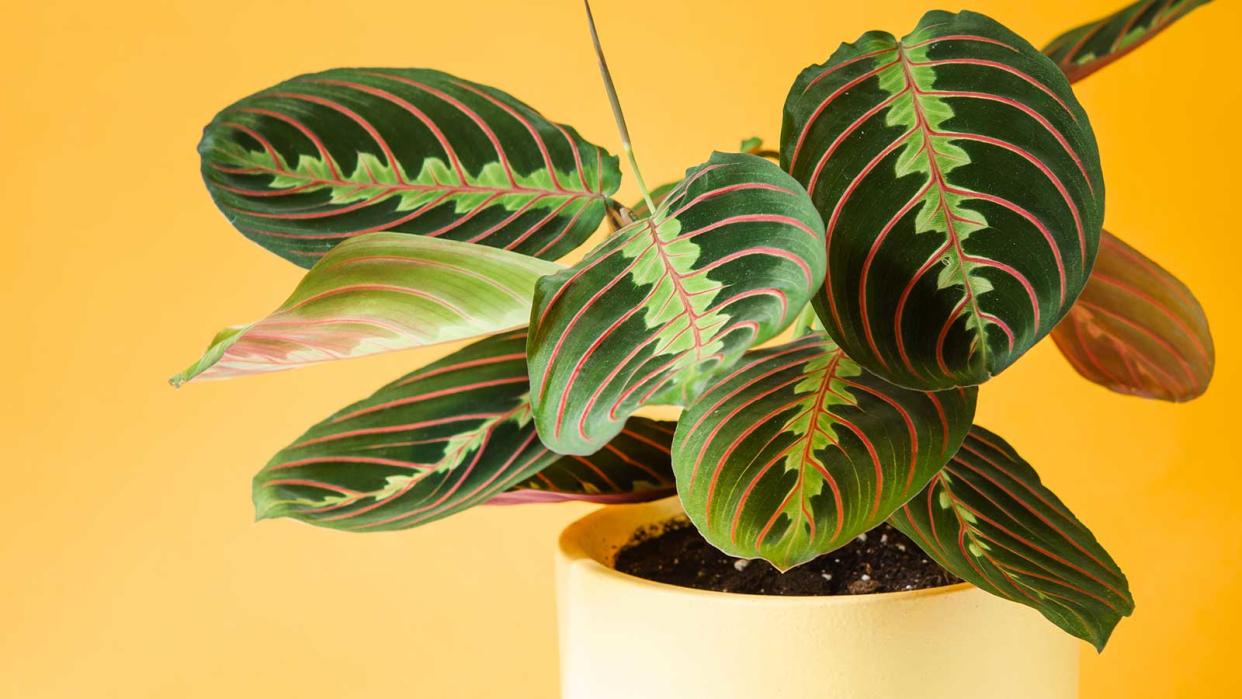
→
(613, 521, 959, 596)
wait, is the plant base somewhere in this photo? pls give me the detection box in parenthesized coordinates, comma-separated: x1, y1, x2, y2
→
(556, 497, 1078, 699)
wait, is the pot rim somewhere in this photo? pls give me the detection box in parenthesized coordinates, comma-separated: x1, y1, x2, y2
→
(559, 496, 973, 606)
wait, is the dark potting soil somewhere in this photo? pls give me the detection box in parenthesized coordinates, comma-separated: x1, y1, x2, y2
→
(613, 521, 960, 596)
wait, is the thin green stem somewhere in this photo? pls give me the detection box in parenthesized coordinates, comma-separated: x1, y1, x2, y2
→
(583, 0, 655, 214)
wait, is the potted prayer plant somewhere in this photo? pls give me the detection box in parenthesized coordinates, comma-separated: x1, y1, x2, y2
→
(175, 0, 1215, 697)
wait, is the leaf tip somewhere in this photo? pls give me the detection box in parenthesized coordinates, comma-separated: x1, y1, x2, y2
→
(252, 480, 284, 523)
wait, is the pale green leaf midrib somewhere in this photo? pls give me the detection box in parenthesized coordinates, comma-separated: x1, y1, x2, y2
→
(216, 143, 604, 215)
(883, 41, 996, 367)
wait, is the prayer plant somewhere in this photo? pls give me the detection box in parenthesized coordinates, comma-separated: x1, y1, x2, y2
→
(176, 0, 1214, 651)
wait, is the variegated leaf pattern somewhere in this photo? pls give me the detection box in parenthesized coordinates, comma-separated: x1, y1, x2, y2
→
(254, 331, 676, 529)
(254, 331, 548, 530)
(630, 138, 776, 218)
(200, 68, 620, 267)
(629, 182, 677, 220)
(491, 419, 676, 504)
(673, 334, 977, 571)
(783, 10, 1104, 391)
(172, 233, 557, 385)
(1053, 231, 1213, 401)
(890, 427, 1134, 650)
(1044, 0, 1211, 83)
(528, 152, 826, 455)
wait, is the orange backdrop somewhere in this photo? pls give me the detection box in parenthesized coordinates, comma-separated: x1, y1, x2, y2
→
(2, 0, 1237, 696)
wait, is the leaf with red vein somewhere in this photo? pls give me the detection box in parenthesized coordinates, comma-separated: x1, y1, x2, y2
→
(674, 333, 976, 571)
(628, 182, 678, 220)
(781, 10, 1104, 391)
(527, 152, 826, 455)
(493, 418, 675, 504)
(1044, 0, 1211, 83)
(171, 233, 557, 385)
(890, 426, 1134, 650)
(253, 331, 672, 530)
(1052, 231, 1213, 401)
(200, 68, 620, 267)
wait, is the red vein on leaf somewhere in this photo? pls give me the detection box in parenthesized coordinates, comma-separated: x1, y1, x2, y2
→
(330, 376, 528, 423)
(841, 379, 921, 489)
(699, 377, 813, 517)
(939, 129, 1086, 261)
(217, 121, 287, 171)
(395, 349, 524, 386)
(284, 283, 476, 324)
(237, 106, 341, 177)
(1075, 299, 1197, 381)
(824, 127, 917, 336)
(799, 47, 897, 96)
(947, 486, 1129, 604)
(291, 413, 501, 449)
(903, 34, 1020, 51)
(1089, 272, 1209, 362)
(789, 58, 901, 172)
(266, 455, 435, 472)
(907, 57, 1076, 120)
(923, 88, 1093, 195)
(271, 89, 405, 184)
(859, 180, 933, 370)
(451, 79, 570, 193)
(805, 87, 911, 199)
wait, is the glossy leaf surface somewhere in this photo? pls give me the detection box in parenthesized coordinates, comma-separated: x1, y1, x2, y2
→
(253, 331, 674, 529)
(200, 68, 620, 267)
(674, 334, 976, 571)
(890, 426, 1134, 650)
(172, 233, 557, 385)
(1053, 231, 1213, 401)
(1044, 0, 1211, 83)
(529, 152, 825, 455)
(783, 10, 1104, 390)
(492, 419, 676, 504)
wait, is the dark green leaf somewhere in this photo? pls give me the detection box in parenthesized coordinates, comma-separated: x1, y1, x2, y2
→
(253, 330, 674, 530)
(629, 182, 678, 220)
(890, 426, 1134, 650)
(782, 10, 1104, 390)
(528, 152, 826, 455)
(1044, 0, 1211, 83)
(200, 68, 620, 267)
(674, 334, 976, 571)
(495, 419, 676, 504)
(253, 331, 548, 531)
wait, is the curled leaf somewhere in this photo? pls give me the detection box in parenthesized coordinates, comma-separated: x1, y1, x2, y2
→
(172, 233, 557, 385)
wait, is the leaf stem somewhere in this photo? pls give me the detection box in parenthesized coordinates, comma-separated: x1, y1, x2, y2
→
(584, 0, 656, 214)
(605, 198, 636, 231)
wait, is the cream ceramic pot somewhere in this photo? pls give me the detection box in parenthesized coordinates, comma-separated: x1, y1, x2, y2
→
(556, 497, 1078, 699)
